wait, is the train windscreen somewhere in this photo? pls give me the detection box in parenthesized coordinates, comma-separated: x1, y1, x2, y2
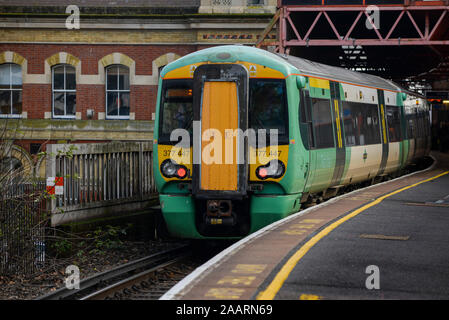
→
(159, 78, 289, 145)
(159, 79, 193, 144)
(249, 79, 289, 145)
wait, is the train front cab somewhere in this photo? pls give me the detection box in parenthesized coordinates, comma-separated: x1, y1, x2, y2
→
(154, 57, 304, 239)
(153, 47, 431, 240)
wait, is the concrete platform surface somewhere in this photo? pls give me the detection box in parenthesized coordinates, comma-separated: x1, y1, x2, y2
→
(161, 152, 449, 300)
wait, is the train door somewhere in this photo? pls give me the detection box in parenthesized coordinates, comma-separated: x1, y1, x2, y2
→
(301, 79, 338, 193)
(191, 64, 249, 199)
(399, 104, 407, 168)
(377, 90, 389, 176)
(299, 89, 315, 193)
(329, 81, 346, 187)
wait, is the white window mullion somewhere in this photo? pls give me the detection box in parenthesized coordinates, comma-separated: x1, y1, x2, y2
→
(105, 65, 130, 120)
(52, 64, 76, 118)
(52, 66, 55, 117)
(106, 67, 109, 115)
(63, 65, 67, 116)
(117, 66, 120, 114)
(9, 64, 13, 114)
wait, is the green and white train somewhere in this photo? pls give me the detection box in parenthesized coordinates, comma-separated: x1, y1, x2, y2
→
(153, 45, 431, 239)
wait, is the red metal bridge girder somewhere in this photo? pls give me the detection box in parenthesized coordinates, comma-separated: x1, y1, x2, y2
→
(278, 5, 449, 53)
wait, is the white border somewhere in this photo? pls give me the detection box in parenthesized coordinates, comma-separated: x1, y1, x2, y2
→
(160, 155, 437, 300)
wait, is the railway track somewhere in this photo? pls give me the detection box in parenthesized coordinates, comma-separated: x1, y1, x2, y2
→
(36, 244, 192, 300)
(35, 161, 434, 301)
(91, 259, 199, 300)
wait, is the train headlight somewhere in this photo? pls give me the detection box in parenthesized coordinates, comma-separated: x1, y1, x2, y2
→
(161, 159, 177, 177)
(256, 160, 285, 180)
(161, 159, 188, 179)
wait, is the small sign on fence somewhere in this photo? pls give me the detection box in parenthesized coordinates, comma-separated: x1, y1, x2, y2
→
(46, 176, 64, 195)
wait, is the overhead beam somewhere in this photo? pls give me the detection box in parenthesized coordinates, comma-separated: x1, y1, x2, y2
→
(285, 40, 449, 46)
(255, 8, 281, 48)
(281, 7, 448, 47)
(286, 6, 449, 12)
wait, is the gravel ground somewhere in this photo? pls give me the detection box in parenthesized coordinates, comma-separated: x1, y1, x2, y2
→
(0, 239, 184, 300)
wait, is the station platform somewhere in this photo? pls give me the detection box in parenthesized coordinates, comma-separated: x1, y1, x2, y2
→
(162, 152, 449, 300)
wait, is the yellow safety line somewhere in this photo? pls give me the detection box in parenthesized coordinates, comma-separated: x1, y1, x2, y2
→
(257, 170, 449, 300)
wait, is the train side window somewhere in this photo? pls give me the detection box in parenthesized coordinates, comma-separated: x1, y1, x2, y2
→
(414, 111, 421, 138)
(414, 110, 419, 138)
(386, 106, 402, 142)
(420, 111, 427, 138)
(405, 107, 414, 139)
(363, 104, 381, 145)
(342, 101, 359, 146)
(311, 97, 334, 149)
(341, 101, 380, 146)
(416, 112, 422, 138)
(407, 116, 414, 139)
(299, 90, 315, 149)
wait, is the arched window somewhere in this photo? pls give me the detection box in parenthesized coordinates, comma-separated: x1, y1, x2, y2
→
(0, 63, 22, 116)
(106, 65, 130, 119)
(52, 64, 76, 118)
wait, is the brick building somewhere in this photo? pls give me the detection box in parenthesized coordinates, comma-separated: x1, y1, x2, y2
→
(0, 0, 276, 177)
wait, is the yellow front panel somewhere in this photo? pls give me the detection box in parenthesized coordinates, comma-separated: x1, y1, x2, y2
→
(163, 62, 206, 79)
(163, 62, 285, 80)
(158, 145, 192, 181)
(239, 62, 285, 79)
(201, 81, 239, 191)
(249, 145, 289, 182)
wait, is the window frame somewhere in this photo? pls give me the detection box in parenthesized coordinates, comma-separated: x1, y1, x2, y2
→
(385, 105, 402, 143)
(247, 0, 265, 5)
(309, 97, 336, 150)
(158, 79, 194, 145)
(341, 101, 382, 147)
(299, 89, 315, 149)
(248, 78, 290, 146)
(0, 63, 22, 118)
(52, 64, 77, 119)
(105, 64, 130, 120)
(406, 110, 415, 140)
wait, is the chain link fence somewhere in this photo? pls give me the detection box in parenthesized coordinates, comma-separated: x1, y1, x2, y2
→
(0, 181, 47, 276)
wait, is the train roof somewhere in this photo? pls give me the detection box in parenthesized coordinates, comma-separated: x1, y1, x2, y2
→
(276, 53, 402, 93)
(163, 45, 423, 97)
(278, 54, 425, 98)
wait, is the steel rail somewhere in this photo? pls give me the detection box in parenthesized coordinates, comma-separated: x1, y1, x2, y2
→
(35, 244, 190, 300)
(80, 257, 185, 300)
